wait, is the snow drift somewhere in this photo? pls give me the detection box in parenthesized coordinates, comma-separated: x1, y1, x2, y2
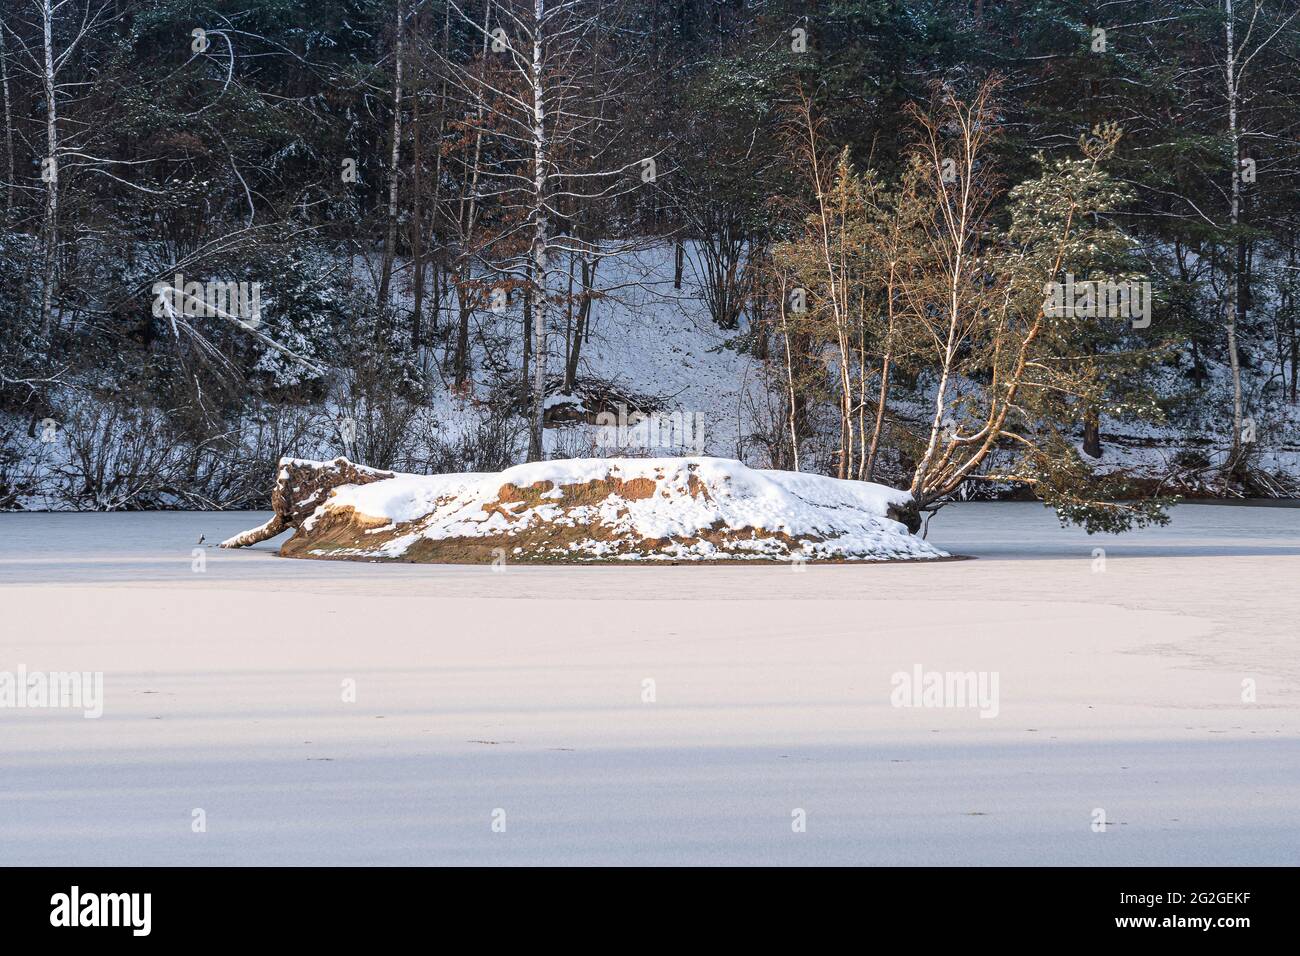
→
(224, 456, 947, 563)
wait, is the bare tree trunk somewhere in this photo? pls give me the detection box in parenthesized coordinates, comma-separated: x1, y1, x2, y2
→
(410, 65, 425, 350)
(865, 353, 890, 481)
(865, 262, 896, 482)
(521, 265, 532, 406)
(563, 252, 575, 376)
(778, 276, 800, 472)
(1291, 241, 1299, 403)
(377, 0, 405, 315)
(451, 0, 491, 389)
(912, 298, 961, 497)
(456, 0, 491, 237)
(1292, 308, 1298, 404)
(1082, 409, 1102, 459)
(911, 136, 974, 500)
(797, 104, 855, 479)
(39, 0, 59, 340)
(526, 0, 550, 462)
(1223, 0, 1245, 478)
(0, 23, 15, 217)
(564, 255, 597, 391)
(416, 0, 452, 354)
(454, 292, 472, 387)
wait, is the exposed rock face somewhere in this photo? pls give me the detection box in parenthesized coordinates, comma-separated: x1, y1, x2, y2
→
(223, 457, 945, 563)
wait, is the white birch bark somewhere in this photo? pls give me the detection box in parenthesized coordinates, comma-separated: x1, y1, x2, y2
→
(0, 22, 15, 216)
(39, 0, 59, 339)
(1223, 0, 1245, 473)
(377, 0, 405, 312)
(527, 0, 549, 461)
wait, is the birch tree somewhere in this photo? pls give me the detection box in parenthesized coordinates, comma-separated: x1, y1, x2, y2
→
(900, 86, 1168, 530)
(38, 0, 61, 340)
(376, 0, 407, 316)
(771, 79, 1169, 530)
(0, 21, 15, 218)
(1216, 0, 1298, 477)
(2, 0, 118, 340)
(436, 0, 656, 460)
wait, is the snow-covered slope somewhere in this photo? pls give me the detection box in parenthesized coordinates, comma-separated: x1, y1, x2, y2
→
(424, 242, 763, 462)
(271, 456, 945, 563)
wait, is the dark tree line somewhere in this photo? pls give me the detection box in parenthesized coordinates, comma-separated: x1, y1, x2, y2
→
(3, 1, 1300, 513)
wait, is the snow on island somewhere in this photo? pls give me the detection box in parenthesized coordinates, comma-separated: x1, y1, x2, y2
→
(222, 456, 947, 563)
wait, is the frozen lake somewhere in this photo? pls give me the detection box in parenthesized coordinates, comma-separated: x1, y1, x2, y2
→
(1, 502, 1298, 865)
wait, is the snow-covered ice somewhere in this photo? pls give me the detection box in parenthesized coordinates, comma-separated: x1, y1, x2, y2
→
(1, 503, 1298, 865)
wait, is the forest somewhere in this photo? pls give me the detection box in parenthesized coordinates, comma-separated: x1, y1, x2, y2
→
(3, 0, 1300, 531)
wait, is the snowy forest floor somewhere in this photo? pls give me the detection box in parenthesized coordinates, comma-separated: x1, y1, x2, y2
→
(10, 241, 1300, 512)
(2, 503, 1298, 865)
